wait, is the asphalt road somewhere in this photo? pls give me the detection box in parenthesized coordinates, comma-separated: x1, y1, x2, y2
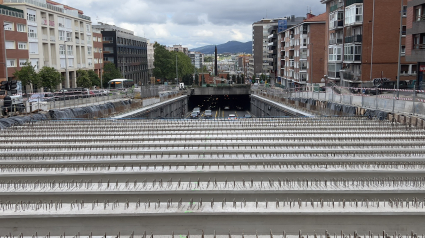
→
(185, 109, 253, 119)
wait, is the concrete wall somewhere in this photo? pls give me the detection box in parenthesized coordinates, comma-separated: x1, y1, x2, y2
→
(192, 86, 251, 96)
(123, 96, 188, 119)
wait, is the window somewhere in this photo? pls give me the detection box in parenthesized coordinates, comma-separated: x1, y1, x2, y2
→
(402, 6, 407, 17)
(4, 22, 13, 31)
(88, 58, 93, 66)
(68, 58, 73, 67)
(87, 35, 91, 44)
(402, 26, 406, 36)
(17, 24, 25, 32)
(59, 30, 65, 41)
(18, 42, 27, 49)
(401, 45, 406, 55)
(19, 60, 27, 67)
(28, 26, 37, 39)
(66, 31, 72, 42)
(416, 6, 422, 21)
(67, 45, 73, 55)
(30, 59, 39, 70)
(345, 4, 363, 25)
(5, 41, 15, 49)
(60, 59, 66, 68)
(29, 43, 38, 54)
(328, 46, 342, 61)
(86, 24, 90, 32)
(87, 46, 92, 55)
(59, 45, 65, 55)
(344, 45, 362, 61)
(58, 17, 65, 27)
(26, 9, 36, 22)
(65, 18, 72, 28)
(7, 59, 16, 67)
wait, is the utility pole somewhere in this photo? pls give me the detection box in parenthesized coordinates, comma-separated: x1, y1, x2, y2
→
(64, 41, 69, 88)
(396, 0, 403, 97)
(176, 54, 178, 84)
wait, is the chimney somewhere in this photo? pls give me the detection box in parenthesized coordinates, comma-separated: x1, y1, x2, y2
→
(306, 13, 316, 19)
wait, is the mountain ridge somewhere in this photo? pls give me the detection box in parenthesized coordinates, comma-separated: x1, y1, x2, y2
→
(190, 41, 252, 54)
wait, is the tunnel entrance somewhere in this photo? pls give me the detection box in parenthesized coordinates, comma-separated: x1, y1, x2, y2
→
(188, 94, 251, 118)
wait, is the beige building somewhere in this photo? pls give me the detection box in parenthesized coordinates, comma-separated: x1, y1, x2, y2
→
(147, 40, 154, 79)
(1, 0, 94, 89)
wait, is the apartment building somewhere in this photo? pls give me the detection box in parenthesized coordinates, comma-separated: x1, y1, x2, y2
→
(189, 51, 203, 69)
(251, 16, 305, 80)
(166, 45, 188, 55)
(321, 0, 415, 87)
(93, 23, 149, 86)
(405, 0, 425, 89)
(0, 4, 29, 82)
(1, 0, 94, 89)
(278, 13, 326, 88)
(92, 28, 103, 77)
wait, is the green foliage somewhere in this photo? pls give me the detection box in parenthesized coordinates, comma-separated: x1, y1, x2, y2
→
(204, 56, 213, 62)
(13, 62, 40, 91)
(38, 66, 61, 92)
(194, 74, 199, 85)
(76, 69, 92, 88)
(153, 43, 194, 82)
(87, 70, 101, 87)
(102, 62, 122, 88)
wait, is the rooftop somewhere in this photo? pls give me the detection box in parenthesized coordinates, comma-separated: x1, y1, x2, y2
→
(304, 12, 327, 22)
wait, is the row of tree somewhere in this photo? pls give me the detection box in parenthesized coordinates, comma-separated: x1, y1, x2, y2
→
(153, 42, 195, 83)
(13, 62, 122, 93)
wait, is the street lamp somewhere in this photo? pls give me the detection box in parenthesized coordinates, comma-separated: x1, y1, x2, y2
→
(64, 40, 69, 88)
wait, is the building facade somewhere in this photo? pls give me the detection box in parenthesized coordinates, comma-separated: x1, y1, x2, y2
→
(92, 28, 103, 78)
(0, 4, 29, 82)
(251, 16, 305, 80)
(189, 51, 203, 69)
(93, 23, 149, 86)
(2, 0, 94, 89)
(278, 13, 326, 88)
(321, 0, 415, 87)
(405, 0, 425, 89)
(166, 45, 188, 55)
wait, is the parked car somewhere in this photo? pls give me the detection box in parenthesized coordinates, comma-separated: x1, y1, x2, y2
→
(28, 93, 55, 103)
(193, 107, 201, 115)
(244, 114, 252, 118)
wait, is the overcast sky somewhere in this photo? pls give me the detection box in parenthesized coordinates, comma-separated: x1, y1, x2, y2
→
(61, 0, 325, 49)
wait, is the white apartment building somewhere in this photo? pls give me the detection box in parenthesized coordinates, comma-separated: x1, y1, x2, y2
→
(2, 0, 94, 89)
(189, 51, 203, 69)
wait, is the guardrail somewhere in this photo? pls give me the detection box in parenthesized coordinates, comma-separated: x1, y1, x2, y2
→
(251, 85, 425, 117)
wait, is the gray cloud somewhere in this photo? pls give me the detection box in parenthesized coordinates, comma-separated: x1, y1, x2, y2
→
(61, 0, 325, 48)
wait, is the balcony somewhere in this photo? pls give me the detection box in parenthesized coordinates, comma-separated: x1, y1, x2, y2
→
(330, 5, 338, 12)
(300, 66, 307, 71)
(346, 0, 363, 7)
(329, 38, 343, 45)
(267, 42, 274, 46)
(268, 34, 277, 39)
(327, 71, 340, 79)
(49, 20, 54, 27)
(41, 18, 47, 26)
(342, 72, 354, 80)
(42, 34, 48, 41)
(75, 39, 80, 44)
(330, 20, 343, 29)
(50, 36, 55, 42)
(300, 53, 308, 59)
(414, 44, 425, 50)
(288, 55, 294, 60)
(345, 35, 362, 43)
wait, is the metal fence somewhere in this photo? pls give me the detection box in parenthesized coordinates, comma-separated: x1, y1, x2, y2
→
(251, 85, 425, 117)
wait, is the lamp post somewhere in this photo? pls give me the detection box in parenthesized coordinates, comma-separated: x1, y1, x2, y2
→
(3, 23, 9, 82)
(64, 41, 69, 88)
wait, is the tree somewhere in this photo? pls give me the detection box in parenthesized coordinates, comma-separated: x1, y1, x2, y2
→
(236, 75, 240, 84)
(102, 62, 122, 88)
(87, 70, 101, 88)
(76, 69, 92, 88)
(226, 74, 230, 81)
(194, 74, 199, 86)
(232, 75, 237, 83)
(13, 62, 40, 93)
(38, 66, 61, 92)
